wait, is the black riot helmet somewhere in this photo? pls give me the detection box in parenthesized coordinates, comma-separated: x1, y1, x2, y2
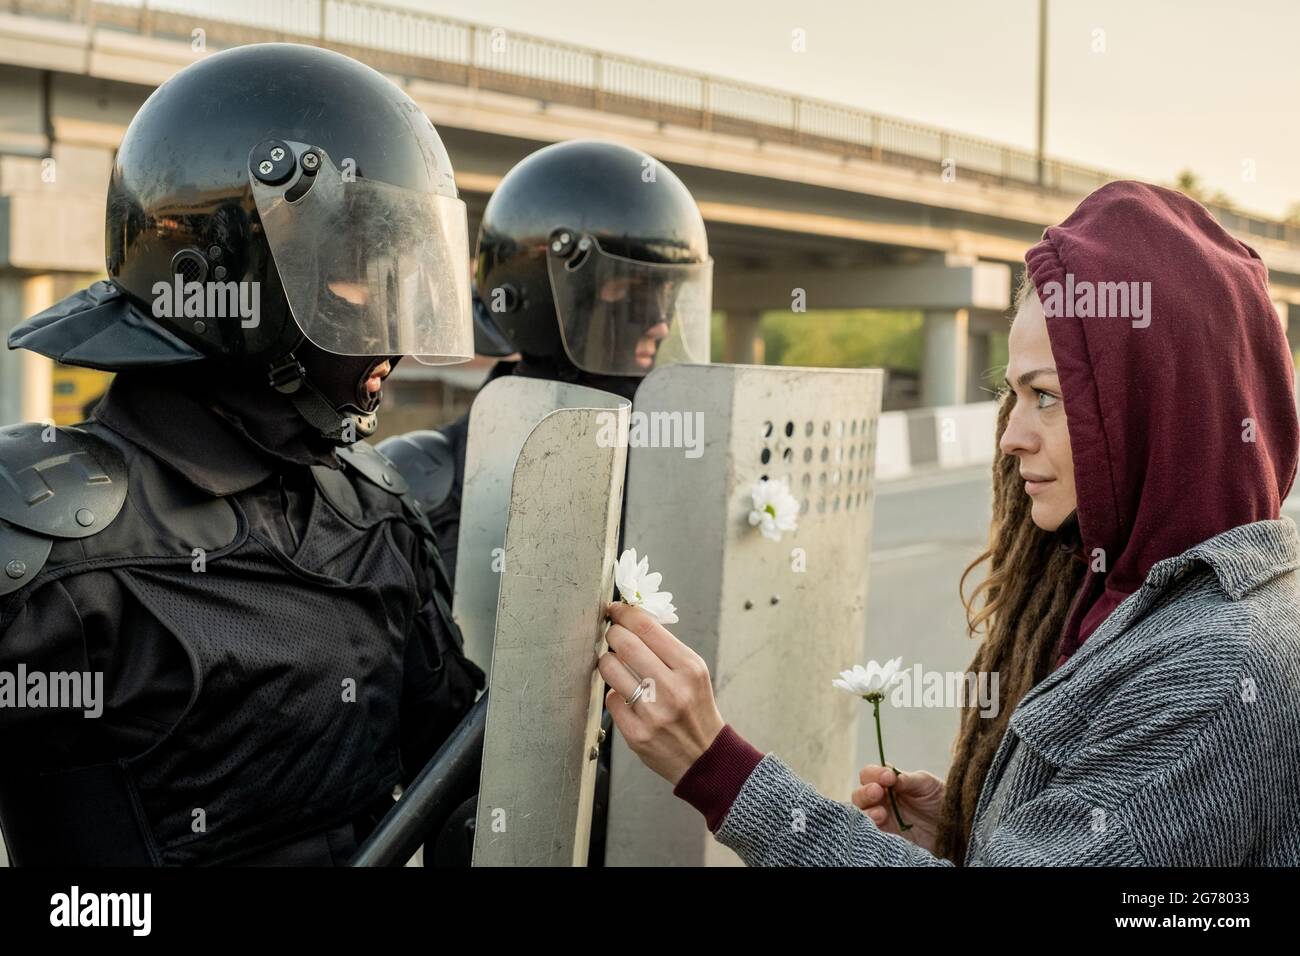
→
(474, 140, 711, 384)
(9, 43, 472, 440)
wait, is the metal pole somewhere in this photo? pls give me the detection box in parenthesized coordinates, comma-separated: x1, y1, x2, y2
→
(350, 692, 488, 867)
(1035, 0, 1047, 186)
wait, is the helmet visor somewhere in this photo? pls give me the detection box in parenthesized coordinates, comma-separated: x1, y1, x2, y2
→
(546, 234, 711, 376)
(250, 141, 472, 365)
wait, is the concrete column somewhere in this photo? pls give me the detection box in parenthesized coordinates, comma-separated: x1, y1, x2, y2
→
(921, 308, 969, 407)
(0, 275, 22, 427)
(965, 329, 992, 402)
(723, 308, 765, 365)
(0, 272, 57, 426)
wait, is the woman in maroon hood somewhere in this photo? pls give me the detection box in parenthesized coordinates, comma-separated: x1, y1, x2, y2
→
(1016, 180, 1299, 665)
(599, 181, 1300, 866)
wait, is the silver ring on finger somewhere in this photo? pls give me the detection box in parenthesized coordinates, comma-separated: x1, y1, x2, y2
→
(626, 679, 649, 709)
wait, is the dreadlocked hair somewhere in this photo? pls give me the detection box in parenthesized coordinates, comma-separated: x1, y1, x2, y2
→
(930, 298, 1085, 865)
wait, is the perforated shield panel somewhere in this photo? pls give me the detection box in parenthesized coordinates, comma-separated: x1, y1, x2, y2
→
(606, 364, 885, 865)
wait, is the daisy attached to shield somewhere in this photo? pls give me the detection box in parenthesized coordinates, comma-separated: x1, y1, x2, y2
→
(748, 477, 799, 541)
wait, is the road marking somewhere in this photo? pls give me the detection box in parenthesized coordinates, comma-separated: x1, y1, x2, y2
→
(870, 542, 952, 563)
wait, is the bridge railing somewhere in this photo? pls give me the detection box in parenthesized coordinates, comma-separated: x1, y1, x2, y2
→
(8, 0, 1299, 246)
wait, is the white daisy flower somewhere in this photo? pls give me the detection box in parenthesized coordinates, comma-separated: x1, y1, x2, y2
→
(748, 477, 799, 542)
(614, 548, 678, 625)
(832, 657, 905, 698)
(833, 656, 913, 832)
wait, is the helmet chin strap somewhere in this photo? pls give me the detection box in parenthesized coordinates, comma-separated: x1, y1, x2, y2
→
(268, 353, 378, 444)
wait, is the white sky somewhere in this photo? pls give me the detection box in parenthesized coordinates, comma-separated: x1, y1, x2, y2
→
(391, 0, 1300, 219)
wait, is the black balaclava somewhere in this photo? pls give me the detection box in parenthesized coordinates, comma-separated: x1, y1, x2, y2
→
(295, 336, 398, 419)
(132, 361, 333, 468)
(264, 335, 400, 447)
(142, 342, 396, 468)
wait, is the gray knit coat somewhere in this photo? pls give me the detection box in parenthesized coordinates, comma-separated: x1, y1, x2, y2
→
(715, 518, 1300, 866)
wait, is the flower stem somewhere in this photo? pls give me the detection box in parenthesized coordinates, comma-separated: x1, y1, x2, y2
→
(869, 694, 911, 832)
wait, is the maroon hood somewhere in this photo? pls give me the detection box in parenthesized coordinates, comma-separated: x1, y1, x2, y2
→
(1024, 181, 1299, 667)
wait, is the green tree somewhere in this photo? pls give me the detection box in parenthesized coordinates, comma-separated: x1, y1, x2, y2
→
(760, 310, 924, 371)
(1173, 169, 1236, 210)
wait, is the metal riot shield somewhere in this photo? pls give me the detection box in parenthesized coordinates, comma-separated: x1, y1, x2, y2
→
(454, 376, 627, 677)
(605, 364, 885, 866)
(471, 405, 628, 866)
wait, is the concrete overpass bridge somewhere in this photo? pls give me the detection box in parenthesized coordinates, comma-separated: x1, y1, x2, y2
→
(3, 0, 1300, 426)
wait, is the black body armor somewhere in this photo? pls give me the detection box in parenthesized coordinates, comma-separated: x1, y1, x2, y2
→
(0, 410, 483, 866)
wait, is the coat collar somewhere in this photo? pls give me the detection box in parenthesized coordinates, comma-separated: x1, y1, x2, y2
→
(1145, 517, 1300, 601)
(1005, 518, 1300, 767)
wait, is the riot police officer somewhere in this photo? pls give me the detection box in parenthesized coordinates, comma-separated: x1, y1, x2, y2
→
(0, 43, 484, 865)
(376, 139, 712, 865)
(379, 139, 713, 584)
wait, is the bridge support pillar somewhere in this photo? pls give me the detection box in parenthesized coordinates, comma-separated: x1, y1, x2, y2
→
(713, 259, 1011, 400)
(0, 272, 56, 425)
(723, 308, 765, 365)
(965, 328, 993, 402)
(921, 308, 968, 407)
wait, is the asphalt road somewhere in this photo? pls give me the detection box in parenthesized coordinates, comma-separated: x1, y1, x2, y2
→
(857, 466, 993, 783)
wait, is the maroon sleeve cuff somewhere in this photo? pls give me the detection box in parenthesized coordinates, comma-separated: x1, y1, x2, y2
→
(673, 724, 765, 832)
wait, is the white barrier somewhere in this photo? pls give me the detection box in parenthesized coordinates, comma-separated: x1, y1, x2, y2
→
(873, 411, 911, 481)
(873, 401, 997, 480)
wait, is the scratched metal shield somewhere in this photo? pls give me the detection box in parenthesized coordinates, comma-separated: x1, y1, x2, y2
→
(471, 405, 628, 866)
(453, 376, 627, 677)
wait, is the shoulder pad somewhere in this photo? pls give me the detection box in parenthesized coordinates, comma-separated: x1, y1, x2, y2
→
(376, 430, 456, 513)
(0, 422, 127, 539)
(0, 422, 128, 596)
(336, 440, 409, 496)
(0, 523, 54, 597)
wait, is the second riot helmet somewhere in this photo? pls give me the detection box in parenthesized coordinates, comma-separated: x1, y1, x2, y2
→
(474, 140, 711, 378)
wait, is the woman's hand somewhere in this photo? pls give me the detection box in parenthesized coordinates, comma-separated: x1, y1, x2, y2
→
(852, 765, 946, 853)
(597, 602, 725, 785)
